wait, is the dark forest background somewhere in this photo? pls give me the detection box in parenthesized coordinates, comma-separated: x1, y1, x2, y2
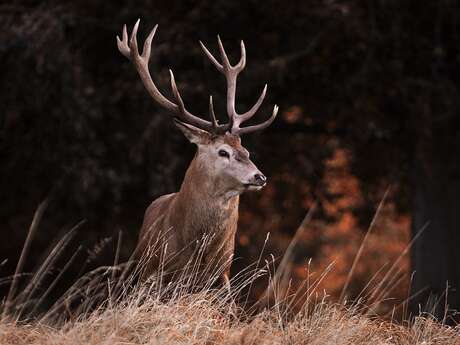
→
(1, 0, 460, 320)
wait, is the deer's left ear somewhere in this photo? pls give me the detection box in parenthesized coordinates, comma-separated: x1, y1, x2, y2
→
(174, 119, 211, 145)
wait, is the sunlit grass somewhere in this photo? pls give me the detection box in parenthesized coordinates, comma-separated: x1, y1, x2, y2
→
(0, 201, 459, 345)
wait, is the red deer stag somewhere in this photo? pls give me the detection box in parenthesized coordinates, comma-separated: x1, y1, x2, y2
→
(117, 20, 278, 289)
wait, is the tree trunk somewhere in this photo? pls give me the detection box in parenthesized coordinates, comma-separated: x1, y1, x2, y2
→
(411, 119, 460, 321)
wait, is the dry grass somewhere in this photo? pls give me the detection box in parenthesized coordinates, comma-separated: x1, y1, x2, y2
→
(1, 283, 459, 345)
(1, 203, 459, 345)
(1, 249, 459, 345)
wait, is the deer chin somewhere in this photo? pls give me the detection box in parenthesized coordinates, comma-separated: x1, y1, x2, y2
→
(243, 182, 266, 191)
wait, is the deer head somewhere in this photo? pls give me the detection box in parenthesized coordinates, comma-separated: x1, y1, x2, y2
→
(117, 20, 278, 196)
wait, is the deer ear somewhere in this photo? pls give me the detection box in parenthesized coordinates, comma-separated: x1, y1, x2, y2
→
(174, 119, 211, 145)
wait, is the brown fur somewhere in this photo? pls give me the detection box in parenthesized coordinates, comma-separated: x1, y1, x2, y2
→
(132, 134, 247, 286)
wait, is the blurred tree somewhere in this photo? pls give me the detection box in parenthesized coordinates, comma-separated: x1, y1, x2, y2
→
(410, 0, 460, 317)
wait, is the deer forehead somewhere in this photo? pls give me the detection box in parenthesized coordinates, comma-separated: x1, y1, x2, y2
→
(221, 133, 241, 147)
(212, 134, 249, 157)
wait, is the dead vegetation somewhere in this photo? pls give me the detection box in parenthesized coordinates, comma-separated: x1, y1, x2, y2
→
(1, 282, 459, 345)
(1, 202, 459, 345)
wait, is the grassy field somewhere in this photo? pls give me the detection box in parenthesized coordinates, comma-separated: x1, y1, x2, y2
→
(1, 203, 459, 345)
(1, 247, 459, 345)
(1, 278, 459, 345)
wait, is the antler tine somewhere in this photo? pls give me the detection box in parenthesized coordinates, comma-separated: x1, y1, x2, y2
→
(217, 35, 231, 70)
(236, 84, 267, 125)
(169, 70, 187, 116)
(129, 19, 140, 56)
(208, 96, 219, 130)
(236, 40, 246, 71)
(199, 41, 223, 71)
(117, 21, 225, 133)
(170, 70, 226, 133)
(235, 105, 279, 136)
(116, 24, 131, 59)
(142, 24, 158, 60)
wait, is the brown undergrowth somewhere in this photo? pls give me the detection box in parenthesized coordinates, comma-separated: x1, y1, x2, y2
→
(0, 201, 459, 345)
(1, 287, 459, 345)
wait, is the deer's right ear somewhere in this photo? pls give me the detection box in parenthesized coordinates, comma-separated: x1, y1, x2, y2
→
(174, 119, 211, 145)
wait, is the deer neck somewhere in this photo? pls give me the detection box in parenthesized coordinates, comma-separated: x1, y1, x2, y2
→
(178, 155, 239, 212)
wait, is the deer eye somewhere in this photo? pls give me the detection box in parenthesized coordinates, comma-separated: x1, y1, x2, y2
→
(218, 149, 230, 158)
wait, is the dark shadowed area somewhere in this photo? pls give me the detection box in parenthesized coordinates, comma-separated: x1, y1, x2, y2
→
(1, 0, 459, 321)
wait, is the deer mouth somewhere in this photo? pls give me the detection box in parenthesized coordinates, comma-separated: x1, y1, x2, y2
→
(244, 182, 266, 190)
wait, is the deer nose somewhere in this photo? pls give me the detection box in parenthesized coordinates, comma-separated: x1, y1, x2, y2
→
(254, 173, 267, 185)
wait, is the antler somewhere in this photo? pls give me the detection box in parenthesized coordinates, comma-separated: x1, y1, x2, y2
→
(117, 20, 277, 136)
(117, 20, 228, 134)
(200, 37, 278, 135)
